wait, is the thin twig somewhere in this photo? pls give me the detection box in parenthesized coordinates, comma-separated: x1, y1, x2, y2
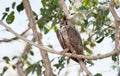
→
(0, 27, 30, 42)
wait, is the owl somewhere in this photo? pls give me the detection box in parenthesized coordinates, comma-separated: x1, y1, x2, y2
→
(56, 17, 84, 63)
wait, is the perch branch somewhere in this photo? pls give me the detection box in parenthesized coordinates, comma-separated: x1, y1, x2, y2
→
(22, 0, 53, 76)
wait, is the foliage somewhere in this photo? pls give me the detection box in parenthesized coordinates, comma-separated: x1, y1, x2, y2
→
(0, 66, 8, 76)
(25, 62, 42, 76)
(94, 73, 102, 76)
(0, 0, 120, 76)
(53, 56, 69, 75)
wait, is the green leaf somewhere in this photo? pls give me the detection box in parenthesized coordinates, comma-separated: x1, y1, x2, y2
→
(36, 63, 42, 76)
(1, 12, 8, 20)
(94, 21, 102, 26)
(79, 6, 87, 10)
(25, 63, 42, 76)
(84, 46, 93, 54)
(29, 51, 34, 56)
(0, 73, 3, 76)
(90, 42, 96, 47)
(44, 27, 49, 34)
(96, 37, 104, 43)
(22, 54, 28, 60)
(53, 64, 60, 69)
(51, 19, 57, 28)
(82, 0, 93, 7)
(95, 31, 104, 37)
(82, 0, 89, 6)
(48, 44, 53, 48)
(3, 66, 8, 74)
(67, 58, 70, 64)
(112, 55, 117, 62)
(59, 57, 65, 64)
(3, 56, 10, 64)
(53, 57, 66, 69)
(17, 2, 24, 12)
(41, 0, 47, 7)
(86, 60, 94, 66)
(111, 33, 115, 41)
(12, 65, 16, 69)
(33, 11, 38, 20)
(38, 21, 44, 29)
(12, 56, 18, 60)
(54, 26, 58, 32)
(12, 2, 16, 9)
(94, 73, 102, 76)
(6, 11, 15, 24)
(40, 8, 46, 16)
(93, 0, 98, 4)
(104, 9, 109, 16)
(5, 7, 9, 12)
(25, 64, 35, 75)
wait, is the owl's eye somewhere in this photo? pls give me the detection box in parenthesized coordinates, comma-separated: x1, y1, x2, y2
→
(65, 21, 68, 25)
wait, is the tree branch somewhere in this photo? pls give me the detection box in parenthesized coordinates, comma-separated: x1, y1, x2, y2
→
(0, 27, 30, 42)
(59, 0, 71, 19)
(59, 0, 82, 20)
(109, 0, 120, 65)
(16, 36, 35, 76)
(109, 0, 120, 21)
(22, 0, 53, 76)
(0, 20, 119, 60)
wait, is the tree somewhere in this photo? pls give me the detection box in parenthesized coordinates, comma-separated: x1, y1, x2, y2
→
(0, 0, 120, 76)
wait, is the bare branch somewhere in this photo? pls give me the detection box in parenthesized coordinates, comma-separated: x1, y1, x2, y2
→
(22, 0, 53, 76)
(0, 27, 30, 42)
(16, 37, 35, 76)
(0, 20, 119, 61)
(109, 0, 120, 51)
(59, 0, 82, 20)
(16, 64, 25, 76)
(109, 0, 120, 65)
(79, 60, 93, 76)
(59, 0, 71, 19)
(109, 0, 120, 21)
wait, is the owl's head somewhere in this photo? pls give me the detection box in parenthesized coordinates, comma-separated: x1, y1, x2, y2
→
(60, 16, 71, 26)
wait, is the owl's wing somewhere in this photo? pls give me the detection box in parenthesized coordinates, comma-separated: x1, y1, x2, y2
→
(56, 30, 66, 49)
(66, 25, 84, 55)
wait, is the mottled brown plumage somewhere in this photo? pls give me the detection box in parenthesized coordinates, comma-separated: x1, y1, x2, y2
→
(56, 17, 84, 63)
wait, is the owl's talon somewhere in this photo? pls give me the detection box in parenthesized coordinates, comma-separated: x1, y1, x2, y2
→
(71, 51, 77, 57)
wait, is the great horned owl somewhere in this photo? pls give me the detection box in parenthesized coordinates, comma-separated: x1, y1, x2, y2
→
(56, 17, 84, 63)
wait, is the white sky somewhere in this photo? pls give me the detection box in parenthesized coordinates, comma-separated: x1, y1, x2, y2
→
(0, 0, 119, 76)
